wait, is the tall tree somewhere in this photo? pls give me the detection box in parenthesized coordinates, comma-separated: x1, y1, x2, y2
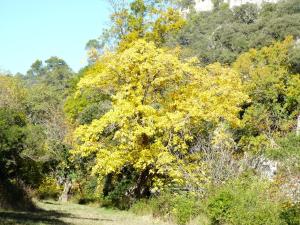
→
(87, 0, 185, 60)
(72, 40, 247, 195)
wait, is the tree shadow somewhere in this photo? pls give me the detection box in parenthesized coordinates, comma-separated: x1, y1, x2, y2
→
(43, 201, 61, 205)
(67, 215, 114, 221)
(0, 209, 72, 225)
(0, 206, 115, 224)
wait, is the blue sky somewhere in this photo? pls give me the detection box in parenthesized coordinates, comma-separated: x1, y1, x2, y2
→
(0, 0, 110, 74)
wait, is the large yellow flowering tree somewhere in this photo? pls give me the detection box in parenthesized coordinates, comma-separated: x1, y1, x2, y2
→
(72, 40, 247, 193)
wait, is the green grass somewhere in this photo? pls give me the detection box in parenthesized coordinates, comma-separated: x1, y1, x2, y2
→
(0, 200, 174, 225)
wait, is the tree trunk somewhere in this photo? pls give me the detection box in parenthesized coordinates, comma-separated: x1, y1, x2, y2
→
(297, 114, 300, 136)
(59, 179, 72, 202)
(134, 167, 151, 199)
(103, 173, 113, 197)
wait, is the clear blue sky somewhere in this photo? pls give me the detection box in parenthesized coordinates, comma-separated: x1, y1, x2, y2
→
(0, 0, 110, 74)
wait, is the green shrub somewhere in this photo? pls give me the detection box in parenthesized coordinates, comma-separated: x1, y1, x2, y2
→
(149, 191, 174, 219)
(36, 177, 61, 200)
(280, 203, 300, 225)
(206, 191, 234, 224)
(72, 177, 101, 205)
(206, 176, 284, 225)
(266, 133, 300, 172)
(0, 180, 36, 211)
(131, 191, 201, 225)
(266, 133, 300, 160)
(130, 199, 152, 215)
(171, 194, 201, 225)
(104, 177, 135, 209)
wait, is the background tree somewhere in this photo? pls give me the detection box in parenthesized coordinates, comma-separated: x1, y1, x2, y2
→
(167, 0, 300, 67)
(21, 57, 76, 202)
(0, 75, 45, 209)
(87, 0, 185, 56)
(233, 37, 300, 153)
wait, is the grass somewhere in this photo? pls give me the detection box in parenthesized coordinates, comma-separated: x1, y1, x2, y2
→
(0, 200, 175, 225)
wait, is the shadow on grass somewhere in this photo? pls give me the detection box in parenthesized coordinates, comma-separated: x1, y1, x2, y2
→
(43, 201, 61, 205)
(0, 206, 115, 225)
(0, 209, 72, 225)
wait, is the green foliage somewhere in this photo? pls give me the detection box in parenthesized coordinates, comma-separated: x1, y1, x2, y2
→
(0, 108, 43, 186)
(233, 37, 299, 152)
(36, 177, 62, 200)
(64, 87, 111, 125)
(280, 203, 300, 225)
(168, 0, 300, 68)
(75, 176, 100, 204)
(131, 192, 201, 225)
(104, 182, 134, 209)
(267, 133, 300, 160)
(22, 57, 77, 201)
(130, 199, 153, 215)
(130, 182, 300, 225)
(265, 133, 300, 172)
(206, 176, 283, 225)
(25, 84, 61, 124)
(0, 75, 27, 111)
(169, 194, 200, 225)
(101, 169, 140, 209)
(24, 57, 74, 93)
(288, 46, 300, 73)
(1, 58, 75, 206)
(88, 0, 185, 55)
(233, 3, 258, 24)
(0, 180, 36, 211)
(148, 191, 175, 219)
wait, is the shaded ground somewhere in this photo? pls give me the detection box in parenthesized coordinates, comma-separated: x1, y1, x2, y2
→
(0, 200, 173, 225)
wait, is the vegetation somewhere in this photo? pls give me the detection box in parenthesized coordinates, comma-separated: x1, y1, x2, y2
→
(169, 0, 300, 69)
(1, 0, 300, 224)
(205, 176, 283, 225)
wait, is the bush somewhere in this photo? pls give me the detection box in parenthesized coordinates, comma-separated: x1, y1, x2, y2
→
(72, 176, 101, 205)
(0, 181, 36, 211)
(206, 191, 234, 224)
(280, 202, 300, 225)
(206, 176, 284, 225)
(149, 191, 174, 219)
(36, 177, 61, 200)
(103, 177, 136, 209)
(131, 191, 201, 225)
(130, 199, 152, 215)
(266, 133, 300, 160)
(266, 133, 300, 172)
(171, 194, 201, 225)
(130, 182, 300, 225)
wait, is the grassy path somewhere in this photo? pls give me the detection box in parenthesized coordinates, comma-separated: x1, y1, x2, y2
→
(0, 200, 173, 225)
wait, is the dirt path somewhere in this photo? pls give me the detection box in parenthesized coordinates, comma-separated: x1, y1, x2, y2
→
(0, 200, 173, 225)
